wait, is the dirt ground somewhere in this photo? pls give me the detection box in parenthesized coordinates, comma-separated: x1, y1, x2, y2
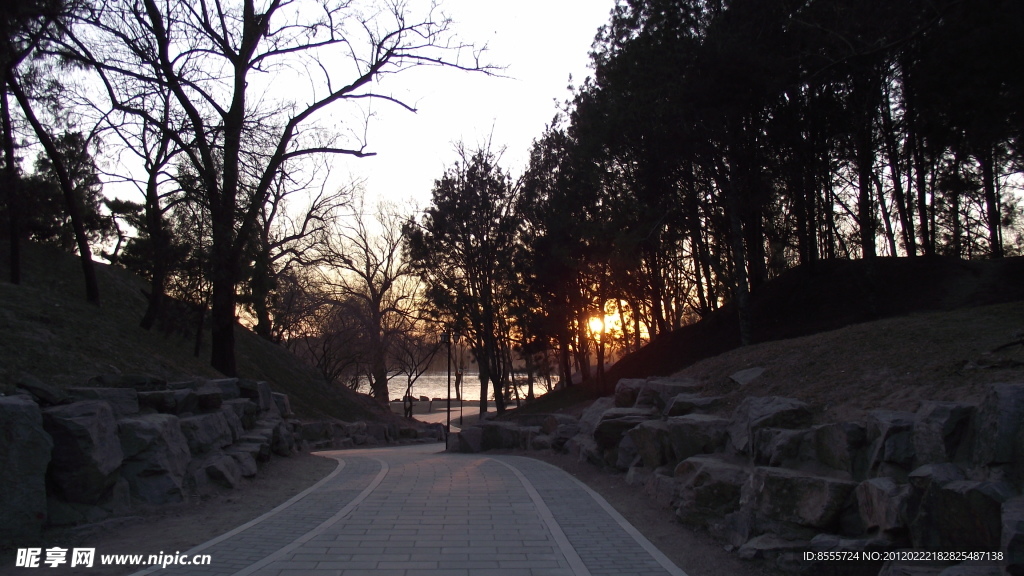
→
(0, 446, 769, 576)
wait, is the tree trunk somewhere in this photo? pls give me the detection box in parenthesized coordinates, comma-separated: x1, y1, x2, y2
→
(209, 237, 238, 375)
(9, 77, 100, 303)
(977, 146, 1002, 258)
(2, 86, 20, 285)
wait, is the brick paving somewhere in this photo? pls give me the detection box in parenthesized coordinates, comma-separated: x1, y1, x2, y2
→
(130, 444, 687, 576)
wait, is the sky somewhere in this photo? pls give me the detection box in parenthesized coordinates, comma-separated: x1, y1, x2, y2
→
(336, 0, 617, 208)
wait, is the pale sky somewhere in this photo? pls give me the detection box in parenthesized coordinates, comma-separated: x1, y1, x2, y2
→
(338, 1, 617, 207)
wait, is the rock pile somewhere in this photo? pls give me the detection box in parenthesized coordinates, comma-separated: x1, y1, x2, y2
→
(1, 373, 443, 548)
(453, 377, 1024, 576)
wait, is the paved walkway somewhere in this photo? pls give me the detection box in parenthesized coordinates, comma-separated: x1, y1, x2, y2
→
(132, 444, 687, 576)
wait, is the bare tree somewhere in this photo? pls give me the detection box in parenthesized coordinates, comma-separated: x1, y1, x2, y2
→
(322, 193, 422, 402)
(55, 0, 492, 375)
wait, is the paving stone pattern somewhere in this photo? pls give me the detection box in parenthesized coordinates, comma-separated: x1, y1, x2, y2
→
(130, 444, 686, 576)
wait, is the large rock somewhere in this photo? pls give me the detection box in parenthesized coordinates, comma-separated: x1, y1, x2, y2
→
(178, 412, 233, 455)
(729, 396, 812, 454)
(866, 410, 917, 479)
(193, 386, 223, 411)
(593, 407, 660, 450)
(456, 427, 483, 453)
(137, 390, 177, 414)
(238, 379, 275, 412)
(665, 414, 730, 464)
(742, 466, 858, 531)
(627, 419, 671, 468)
(813, 422, 868, 478)
(752, 427, 812, 467)
(15, 373, 71, 406)
(665, 393, 722, 417)
(856, 477, 911, 533)
(972, 383, 1024, 469)
(913, 402, 973, 467)
(272, 393, 293, 417)
(117, 414, 192, 504)
(614, 378, 645, 408)
(65, 387, 140, 418)
(219, 404, 245, 442)
(579, 397, 615, 437)
(222, 398, 259, 429)
(0, 396, 53, 547)
(271, 420, 296, 456)
(194, 451, 242, 489)
(205, 378, 241, 400)
(910, 479, 1013, 551)
(43, 401, 124, 504)
(1003, 497, 1024, 576)
(674, 455, 750, 525)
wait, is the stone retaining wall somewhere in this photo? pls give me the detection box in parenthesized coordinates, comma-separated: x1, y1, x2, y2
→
(452, 377, 1024, 576)
(1, 373, 445, 548)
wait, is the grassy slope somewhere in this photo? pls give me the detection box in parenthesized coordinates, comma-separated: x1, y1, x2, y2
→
(507, 257, 1024, 420)
(0, 242, 385, 421)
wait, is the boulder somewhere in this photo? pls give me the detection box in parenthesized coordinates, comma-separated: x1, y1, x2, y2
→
(65, 387, 140, 418)
(742, 466, 858, 530)
(193, 386, 223, 411)
(456, 427, 483, 453)
(0, 396, 53, 547)
(911, 479, 1013, 551)
(238, 379, 275, 412)
(752, 427, 811, 467)
(137, 390, 177, 414)
(674, 455, 749, 525)
(913, 402, 973, 467)
(578, 397, 615, 437)
(171, 388, 199, 415)
(665, 414, 730, 464)
(117, 414, 192, 504)
(219, 404, 245, 442)
(730, 367, 765, 386)
(593, 407, 660, 450)
(271, 420, 296, 456)
(856, 477, 911, 533)
(531, 434, 553, 451)
(616, 434, 640, 470)
(627, 419, 671, 468)
(728, 396, 812, 454)
(199, 451, 242, 489)
(664, 393, 722, 417)
(972, 383, 1024, 469)
(15, 373, 70, 406)
(272, 393, 293, 417)
(813, 422, 868, 478)
(1003, 497, 1024, 576)
(866, 410, 917, 478)
(43, 401, 124, 504)
(205, 378, 240, 400)
(614, 378, 645, 407)
(225, 448, 258, 478)
(222, 398, 259, 429)
(540, 414, 578, 435)
(178, 412, 233, 455)
(232, 441, 271, 463)
(566, 434, 603, 466)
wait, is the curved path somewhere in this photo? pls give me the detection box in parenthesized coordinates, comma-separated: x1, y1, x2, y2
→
(132, 444, 687, 576)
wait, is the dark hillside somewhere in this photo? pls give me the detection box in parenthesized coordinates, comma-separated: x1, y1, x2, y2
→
(601, 256, 1024, 395)
(0, 241, 384, 422)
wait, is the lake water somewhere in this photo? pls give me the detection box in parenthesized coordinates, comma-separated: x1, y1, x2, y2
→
(378, 372, 560, 402)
